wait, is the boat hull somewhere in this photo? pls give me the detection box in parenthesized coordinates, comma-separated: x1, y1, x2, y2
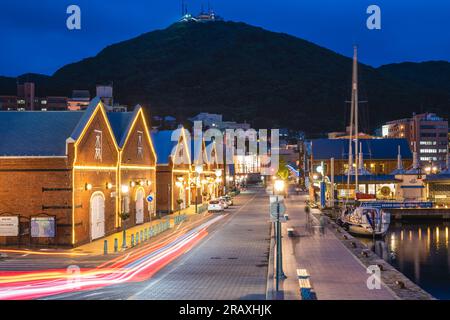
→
(346, 223, 389, 237)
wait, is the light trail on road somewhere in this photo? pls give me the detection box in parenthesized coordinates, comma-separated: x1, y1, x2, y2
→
(0, 249, 89, 257)
(0, 215, 224, 300)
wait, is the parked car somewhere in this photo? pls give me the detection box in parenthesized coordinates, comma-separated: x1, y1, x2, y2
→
(208, 200, 224, 213)
(219, 198, 229, 209)
(221, 195, 233, 206)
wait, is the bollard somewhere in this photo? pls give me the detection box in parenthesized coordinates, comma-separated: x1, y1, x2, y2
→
(114, 238, 118, 253)
(131, 234, 135, 247)
(140, 230, 143, 242)
(135, 232, 139, 245)
(103, 240, 108, 255)
(122, 229, 127, 249)
(150, 226, 153, 237)
(144, 229, 148, 241)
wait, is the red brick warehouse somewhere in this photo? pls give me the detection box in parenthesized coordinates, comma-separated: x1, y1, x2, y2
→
(0, 98, 157, 247)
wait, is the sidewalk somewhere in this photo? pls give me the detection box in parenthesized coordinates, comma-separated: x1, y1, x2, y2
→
(74, 205, 202, 255)
(274, 193, 396, 300)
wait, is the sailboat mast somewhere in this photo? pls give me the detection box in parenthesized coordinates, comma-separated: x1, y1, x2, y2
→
(352, 45, 359, 193)
(346, 82, 354, 202)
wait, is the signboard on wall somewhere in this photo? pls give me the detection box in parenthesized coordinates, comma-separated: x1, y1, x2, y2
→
(360, 201, 433, 209)
(0, 216, 19, 236)
(31, 217, 56, 238)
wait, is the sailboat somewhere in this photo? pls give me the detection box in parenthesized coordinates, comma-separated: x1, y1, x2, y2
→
(337, 46, 391, 237)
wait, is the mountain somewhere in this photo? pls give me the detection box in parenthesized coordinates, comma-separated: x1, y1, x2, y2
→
(378, 61, 450, 92)
(1, 21, 449, 135)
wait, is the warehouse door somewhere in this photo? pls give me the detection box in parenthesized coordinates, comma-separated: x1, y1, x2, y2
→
(90, 192, 105, 240)
(135, 188, 144, 224)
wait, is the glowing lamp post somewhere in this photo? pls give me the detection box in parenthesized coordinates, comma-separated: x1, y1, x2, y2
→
(274, 179, 285, 193)
(215, 169, 223, 196)
(120, 185, 130, 249)
(194, 165, 203, 213)
(273, 179, 285, 196)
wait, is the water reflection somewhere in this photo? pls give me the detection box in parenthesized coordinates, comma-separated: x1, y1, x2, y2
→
(360, 221, 450, 300)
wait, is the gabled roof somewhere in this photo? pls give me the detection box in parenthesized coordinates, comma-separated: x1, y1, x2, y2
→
(70, 97, 102, 140)
(152, 128, 191, 165)
(151, 130, 180, 165)
(311, 138, 412, 161)
(107, 110, 135, 148)
(0, 111, 84, 156)
(191, 136, 207, 166)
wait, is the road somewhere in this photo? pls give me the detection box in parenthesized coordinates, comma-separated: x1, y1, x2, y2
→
(43, 187, 271, 300)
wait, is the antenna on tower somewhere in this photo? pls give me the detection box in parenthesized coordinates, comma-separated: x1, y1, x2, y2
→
(181, 0, 188, 16)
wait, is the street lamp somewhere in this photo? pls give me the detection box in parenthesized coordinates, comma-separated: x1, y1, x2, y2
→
(274, 179, 285, 194)
(120, 185, 130, 249)
(215, 169, 223, 196)
(121, 185, 129, 194)
(195, 165, 203, 175)
(194, 165, 203, 213)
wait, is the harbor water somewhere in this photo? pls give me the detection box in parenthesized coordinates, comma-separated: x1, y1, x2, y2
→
(360, 220, 450, 300)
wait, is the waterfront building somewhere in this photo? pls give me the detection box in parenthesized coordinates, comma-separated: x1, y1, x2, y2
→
(309, 138, 413, 176)
(424, 174, 450, 206)
(0, 98, 157, 247)
(308, 138, 413, 200)
(382, 113, 449, 167)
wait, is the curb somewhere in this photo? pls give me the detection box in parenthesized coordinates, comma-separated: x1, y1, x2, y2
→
(265, 222, 276, 300)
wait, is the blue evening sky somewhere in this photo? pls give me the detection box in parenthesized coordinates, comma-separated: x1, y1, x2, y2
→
(0, 0, 448, 76)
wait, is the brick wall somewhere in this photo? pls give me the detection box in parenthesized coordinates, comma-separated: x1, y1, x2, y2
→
(0, 157, 72, 246)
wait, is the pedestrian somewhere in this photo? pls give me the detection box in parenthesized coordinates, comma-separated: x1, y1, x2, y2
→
(319, 215, 326, 236)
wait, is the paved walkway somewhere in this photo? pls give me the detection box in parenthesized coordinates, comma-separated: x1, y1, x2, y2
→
(277, 193, 396, 300)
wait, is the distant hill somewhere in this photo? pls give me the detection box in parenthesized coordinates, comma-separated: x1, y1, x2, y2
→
(378, 61, 450, 92)
(1, 21, 449, 135)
